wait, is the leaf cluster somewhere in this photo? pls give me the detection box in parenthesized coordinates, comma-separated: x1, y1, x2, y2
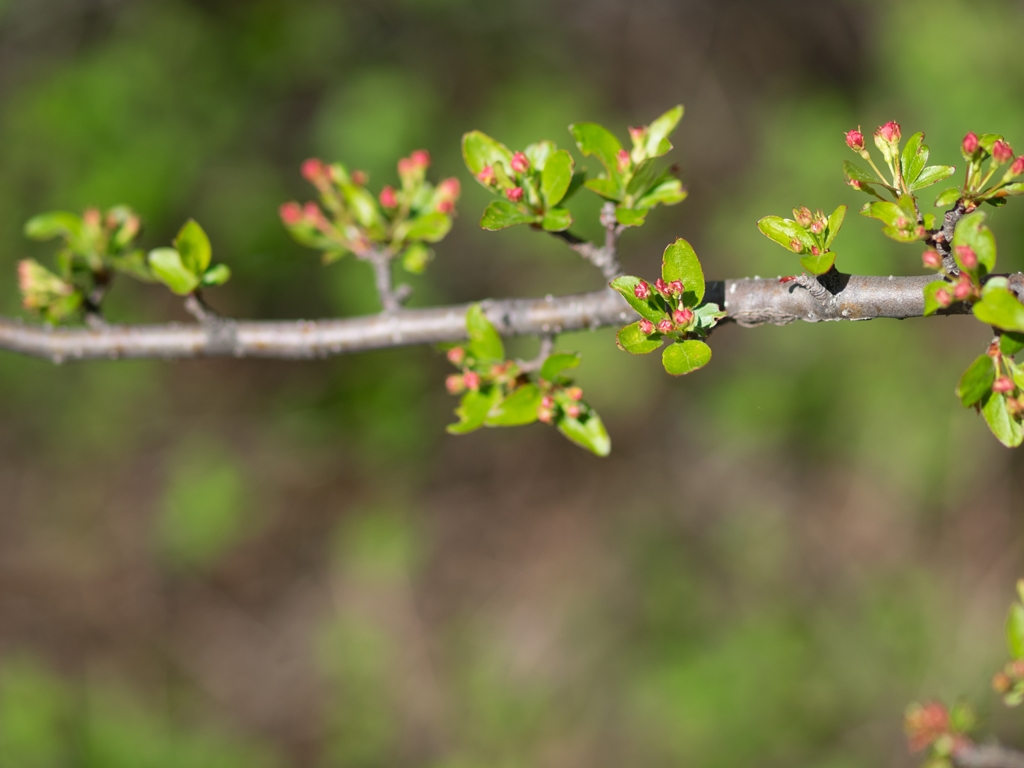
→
(148, 220, 231, 296)
(757, 205, 846, 275)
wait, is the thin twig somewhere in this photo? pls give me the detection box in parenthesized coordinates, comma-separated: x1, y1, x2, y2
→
(367, 248, 407, 313)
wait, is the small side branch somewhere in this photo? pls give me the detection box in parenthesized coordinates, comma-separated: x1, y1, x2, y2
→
(549, 202, 624, 281)
(367, 249, 409, 313)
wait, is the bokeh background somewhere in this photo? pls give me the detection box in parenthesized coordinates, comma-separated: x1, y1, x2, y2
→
(1, 0, 1023, 765)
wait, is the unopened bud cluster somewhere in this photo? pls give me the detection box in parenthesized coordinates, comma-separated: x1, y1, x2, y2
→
(632, 278, 696, 337)
(904, 700, 973, 760)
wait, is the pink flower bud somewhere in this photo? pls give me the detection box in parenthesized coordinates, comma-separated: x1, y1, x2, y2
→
(921, 249, 942, 269)
(398, 157, 415, 176)
(673, 308, 694, 326)
(379, 185, 398, 208)
(83, 208, 101, 228)
(566, 387, 583, 401)
(954, 281, 972, 301)
(463, 371, 481, 390)
(810, 220, 824, 234)
(447, 347, 466, 365)
(446, 374, 465, 394)
(848, 179, 863, 190)
(845, 128, 865, 152)
(962, 132, 979, 155)
(654, 278, 670, 296)
(437, 200, 455, 214)
(638, 318, 655, 335)
(1012, 156, 1024, 176)
(876, 121, 901, 143)
(541, 395, 555, 409)
(810, 245, 821, 256)
(410, 149, 431, 168)
(955, 245, 978, 269)
(301, 158, 326, 184)
(351, 170, 368, 186)
(505, 187, 524, 203)
(476, 165, 496, 185)
(793, 207, 813, 227)
(656, 319, 674, 333)
(935, 288, 953, 307)
(668, 280, 684, 295)
(895, 217, 908, 229)
(790, 239, 803, 253)
(566, 404, 582, 419)
(993, 376, 1015, 393)
(438, 177, 461, 200)
(628, 125, 647, 144)
(537, 408, 554, 424)
(993, 139, 1014, 164)
(510, 152, 530, 174)
(616, 148, 631, 172)
(279, 202, 303, 226)
(634, 280, 651, 300)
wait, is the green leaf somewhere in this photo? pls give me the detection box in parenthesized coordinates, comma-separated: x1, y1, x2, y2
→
(462, 130, 513, 179)
(757, 216, 815, 253)
(480, 200, 537, 231)
(541, 208, 573, 232)
(983, 391, 1024, 448)
(401, 243, 433, 274)
(583, 177, 622, 201)
(465, 304, 505, 364)
(992, 183, 1024, 198)
(609, 276, 666, 322)
(615, 207, 648, 228)
(524, 140, 555, 172)
(957, 355, 996, 407)
(974, 287, 1024, 332)
(844, 160, 884, 185)
(634, 175, 687, 209)
(800, 251, 836, 276)
(923, 280, 953, 316)
(397, 212, 452, 243)
(825, 204, 847, 248)
(541, 149, 574, 207)
(447, 388, 501, 435)
(662, 238, 705, 305)
(569, 122, 623, 194)
(644, 104, 683, 158)
(860, 201, 907, 228)
(485, 384, 542, 427)
(108, 250, 153, 282)
(953, 211, 997, 273)
(912, 165, 956, 191)
(24, 211, 83, 242)
(556, 411, 611, 457)
(693, 302, 727, 331)
(901, 132, 927, 186)
(342, 184, 383, 229)
(200, 264, 231, 287)
(539, 352, 580, 382)
(174, 219, 212, 275)
(1000, 332, 1024, 356)
(1008, 602, 1024, 659)
(934, 187, 961, 207)
(616, 322, 663, 355)
(626, 159, 659, 197)
(662, 340, 712, 376)
(148, 248, 201, 296)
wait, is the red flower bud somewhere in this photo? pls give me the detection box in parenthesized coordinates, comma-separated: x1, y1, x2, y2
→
(848, 179, 863, 190)
(876, 121, 901, 143)
(790, 239, 803, 253)
(845, 128, 865, 152)
(921, 249, 942, 270)
(477, 165, 497, 185)
(447, 347, 466, 365)
(634, 280, 651, 300)
(505, 187, 524, 203)
(379, 185, 398, 208)
(638, 318, 655, 335)
(656, 319, 674, 333)
(616, 148, 631, 172)
(279, 202, 303, 226)
(446, 374, 465, 394)
(654, 278, 670, 296)
(301, 158, 326, 184)
(566, 386, 583, 401)
(993, 139, 1014, 164)
(993, 376, 1015, 393)
(793, 206, 813, 227)
(410, 149, 431, 168)
(351, 170, 368, 186)
(463, 371, 481, 390)
(668, 280, 684, 295)
(397, 157, 415, 177)
(673, 307, 694, 326)
(541, 395, 555, 409)
(810, 245, 821, 256)
(955, 245, 978, 269)
(437, 200, 455, 214)
(438, 177, 461, 199)
(1012, 156, 1024, 177)
(954, 281, 972, 301)
(566, 404, 582, 419)
(510, 152, 530, 174)
(935, 287, 953, 307)
(962, 132, 979, 155)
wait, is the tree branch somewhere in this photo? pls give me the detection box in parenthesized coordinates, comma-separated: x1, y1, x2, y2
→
(0, 271, 981, 363)
(954, 744, 1024, 768)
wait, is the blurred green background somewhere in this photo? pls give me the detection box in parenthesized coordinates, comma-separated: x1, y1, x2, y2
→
(1, 0, 1023, 766)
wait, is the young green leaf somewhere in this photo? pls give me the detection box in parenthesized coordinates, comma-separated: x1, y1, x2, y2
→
(397, 212, 453, 243)
(825, 204, 847, 248)
(900, 132, 927, 187)
(539, 352, 580, 382)
(662, 339, 711, 376)
(583, 177, 623, 201)
(401, 243, 433, 274)
(569, 122, 623, 195)
(1008, 601, 1024, 659)
(615, 207, 647, 228)
(992, 183, 1024, 198)
(465, 304, 505, 364)
(524, 140, 555, 172)
(174, 219, 212, 276)
(609, 276, 665, 322)
(634, 174, 687, 209)
(662, 238, 705, 305)
(644, 104, 683, 158)
(1000, 332, 1024, 356)
(844, 160, 888, 187)
(200, 264, 231, 287)
(557, 411, 611, 457)
(541, 208, 573, 232)
(982, 390, 1024, 448)
(973, 287, 1024, 332)
(24, 211, 84, 242)
(956, 355, 996, 407)
(462, 131, 513, 180)
(485, 384, 542, 427)
(541, 149, 574, 207)
(757, 216, 815, 253)
(800, 251, 836, 276)
(934, 187, 961, 207)
(448, 388, 502, 435)
(912, 165, 956, 191)
(616, 322, 663, 355)
(148, 248, 200, 296)
(480, 200, 537, 231)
